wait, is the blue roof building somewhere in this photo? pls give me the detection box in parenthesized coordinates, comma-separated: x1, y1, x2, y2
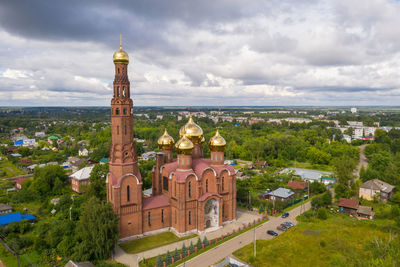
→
(0, 212, 36, 226)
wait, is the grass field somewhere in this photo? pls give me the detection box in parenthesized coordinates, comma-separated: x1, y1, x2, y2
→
(0, 160, 25, 178)
(120, 232, 197, 254)
(233, 214, 395, 266)
(288, 161, 333, 172)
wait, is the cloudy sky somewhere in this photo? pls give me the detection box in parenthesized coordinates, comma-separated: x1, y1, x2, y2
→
(1, 0, 400, 106)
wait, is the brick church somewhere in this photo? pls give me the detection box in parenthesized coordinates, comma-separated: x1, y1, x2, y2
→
(106, 39, 237, 239)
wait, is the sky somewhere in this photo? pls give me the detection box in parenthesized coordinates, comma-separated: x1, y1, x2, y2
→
(1, 0, 400, 106)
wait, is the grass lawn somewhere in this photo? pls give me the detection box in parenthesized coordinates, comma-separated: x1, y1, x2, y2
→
(0, 160, 25, 179)
(0, 245, 42, 267)
(288, 161, 333, 172)
(233, 214, 395, 266)
(120, 232, 197, 254)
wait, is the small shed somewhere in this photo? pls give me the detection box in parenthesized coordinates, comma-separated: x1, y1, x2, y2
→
(338, 198, 360, 216)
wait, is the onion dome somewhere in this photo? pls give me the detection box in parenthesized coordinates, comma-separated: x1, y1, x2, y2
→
(113, 35, 129, 64)
(209, 130, 226, 151)
(200, 136, 206, 144)
(175, 134, 194, 154)
(179, 116, 203, 143)
(157, 129, 174, 150)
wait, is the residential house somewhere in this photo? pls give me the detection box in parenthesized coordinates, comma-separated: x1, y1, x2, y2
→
(254, 161, 268, 168)
(287, 180, 308, 191)
(259, 188, 294, 201)
(0, 204, 12, 214)
(35, 131, 46, 137)
(15, 178, 26, 190)
(359, 179, 395, 203)
(357, 205, 374, 220)
(0, 212, 36, 226)
(70, 166, 94, 193)
(338, 198, 360, 216)
(321, 177, 337, 186)
(78, 147, 89, 157)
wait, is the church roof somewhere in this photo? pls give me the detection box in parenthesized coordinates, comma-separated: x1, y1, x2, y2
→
(162, 158, 235, 183)
(142, 194, 170, 210)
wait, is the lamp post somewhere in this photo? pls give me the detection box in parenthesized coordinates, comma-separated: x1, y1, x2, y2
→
(69, 206, 72, 221)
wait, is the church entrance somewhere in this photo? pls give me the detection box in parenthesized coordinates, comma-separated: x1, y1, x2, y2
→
(204, 198, 219, 229)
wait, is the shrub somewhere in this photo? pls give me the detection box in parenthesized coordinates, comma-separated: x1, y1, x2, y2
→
(173, 248, 179, 261)
(196, 237, 202, 249)
(317, 208, 328, 220)
(203, 236, 209, 246)
(156, 255, 163, 267)
(189, 241, 195, 254)
(182, 243, 187, 257)
(165, 251, 172, 265)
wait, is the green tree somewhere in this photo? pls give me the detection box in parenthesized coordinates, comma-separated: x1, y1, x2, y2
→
(334, 156, 357, 199)
(87, 164, 109, 200)
(73, 197, 119, 261)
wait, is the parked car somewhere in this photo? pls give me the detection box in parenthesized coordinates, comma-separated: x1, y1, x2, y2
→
(282, 212, 289, 218)
(267, 230, 278, 236)
(284, 221, 294, 228)
(281, 223, 289, 229)
(277, 225, 287, 231)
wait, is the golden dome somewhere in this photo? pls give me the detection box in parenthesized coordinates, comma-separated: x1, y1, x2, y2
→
(179, 116, 203, 143)
(175, 134, 194, 154)
(209, 130, 226, 150)
(157, 129, 174, 150)
(113, 35, 129, 64)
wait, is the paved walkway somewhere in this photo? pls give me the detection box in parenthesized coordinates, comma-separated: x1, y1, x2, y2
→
(114, 209, 263, 267)
(179, 201, 311, 267)
(114, 202, 311, 267)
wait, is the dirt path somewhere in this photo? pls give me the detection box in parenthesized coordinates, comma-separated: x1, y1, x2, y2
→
(354, 144, 368, 181)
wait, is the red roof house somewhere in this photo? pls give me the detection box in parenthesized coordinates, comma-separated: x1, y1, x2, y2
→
(288, 181, 308, 190)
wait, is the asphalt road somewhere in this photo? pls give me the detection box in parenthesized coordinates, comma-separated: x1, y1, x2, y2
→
(178, 201, 312, 267)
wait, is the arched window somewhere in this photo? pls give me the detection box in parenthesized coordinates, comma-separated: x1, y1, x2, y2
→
(148, 212, 151, 226)
(123, 108, 127, 115)
(222, 177, 224, 191)
(117, 86, 120, 97)
(188, 181, 191, 198)
(206, 179, 208, 193)
(116, 108, 120, 115)
(127, 185, 130, 202)
(161, 209, 164, 223)
(189, 211, 191, 225)
(123, 86, 126, 97)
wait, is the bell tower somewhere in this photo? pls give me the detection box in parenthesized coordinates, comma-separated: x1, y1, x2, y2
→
(107, 36, 143, 238)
